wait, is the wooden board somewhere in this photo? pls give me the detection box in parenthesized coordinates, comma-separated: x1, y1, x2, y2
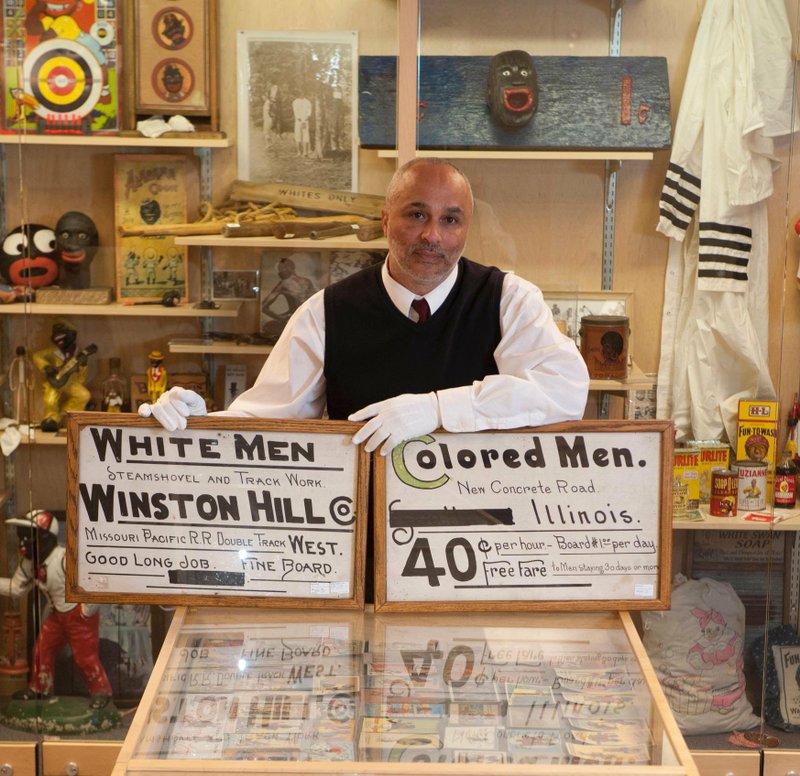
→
(359, 55, 672, 151)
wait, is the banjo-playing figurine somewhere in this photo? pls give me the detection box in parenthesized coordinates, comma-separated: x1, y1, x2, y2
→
(32, 321, 97, 432)
(487, 49, 538, 128)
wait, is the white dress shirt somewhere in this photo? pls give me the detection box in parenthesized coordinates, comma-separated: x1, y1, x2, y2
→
(220, 261, 589, 430)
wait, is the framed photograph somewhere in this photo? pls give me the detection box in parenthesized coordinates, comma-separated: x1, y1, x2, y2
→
(113, 154, 189, 303)
(1, 0, 121, 134)
(211, 268, 260, 301)
(129, 0, 217, 126)
(259, 251, 328, 342)
(236, 30, 358, 189)
(328, 250, 384, 284)
(542, 290, 632, 352)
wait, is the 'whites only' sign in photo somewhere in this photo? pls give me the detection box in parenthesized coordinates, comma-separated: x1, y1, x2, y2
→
(66, 414, 368, 609)
(375, 420, 673, 612)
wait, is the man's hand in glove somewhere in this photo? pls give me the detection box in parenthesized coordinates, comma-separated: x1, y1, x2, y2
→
(349, 392, 440, 455)
(138, 386, 208, 431)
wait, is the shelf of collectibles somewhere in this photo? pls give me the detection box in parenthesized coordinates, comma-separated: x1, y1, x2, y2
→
(110, 605, 699, 776)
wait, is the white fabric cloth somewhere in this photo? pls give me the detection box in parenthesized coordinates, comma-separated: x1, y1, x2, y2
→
(219, 260, 589, 430)
(656, 0, 795, 443)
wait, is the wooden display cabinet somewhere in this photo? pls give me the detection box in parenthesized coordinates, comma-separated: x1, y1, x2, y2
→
(111, 606, 699, 775)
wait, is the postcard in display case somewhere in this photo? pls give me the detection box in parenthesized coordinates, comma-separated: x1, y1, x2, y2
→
(374, 420, 674, 612)
(65, 414, 369, 609)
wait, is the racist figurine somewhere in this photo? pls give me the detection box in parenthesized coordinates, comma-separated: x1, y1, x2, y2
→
(0, 510, 112, 709)
(146, 350, 168, 404)
(0, 223, 58, 292)
(487, 50, 538, 128)
(54, 211, 99, 289)
(32, 321, 97, 432)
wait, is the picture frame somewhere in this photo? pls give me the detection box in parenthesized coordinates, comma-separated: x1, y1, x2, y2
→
(127, 0, 218, 128)
(113, 154, 189, 303)
(373, 421, 673, 613)
(236, 30, 358, 189)
(542, 290, 633, 353)
(259, 250, 328, 342)
(66, 413, 368, 609)
(211, 268, 260, 301)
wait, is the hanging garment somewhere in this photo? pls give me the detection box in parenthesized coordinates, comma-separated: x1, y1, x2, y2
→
(656, 0, 795, 443)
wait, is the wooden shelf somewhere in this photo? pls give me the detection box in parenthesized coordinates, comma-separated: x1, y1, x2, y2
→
(169, 338, 273, 356)
(0, 133, 230, 148)
(376, 149, 655, 161)
(588, 361, 655, 392)
(175, 234, 389, 251)
(0, 301, 240, 317)
(18, 429, 67, 446)
(673, 504, 800, 531)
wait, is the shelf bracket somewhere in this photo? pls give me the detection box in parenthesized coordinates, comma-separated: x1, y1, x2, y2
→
(602, 0, 624, 290)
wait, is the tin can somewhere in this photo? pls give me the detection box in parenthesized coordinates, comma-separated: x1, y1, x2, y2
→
(710, 469, 738, 517)
(735, 460, 768, 512)
(673, 447, 700, 511)
(579, 315, 630, 380)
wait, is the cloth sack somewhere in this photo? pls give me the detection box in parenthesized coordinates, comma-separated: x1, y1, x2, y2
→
(642, 574, 759, 734)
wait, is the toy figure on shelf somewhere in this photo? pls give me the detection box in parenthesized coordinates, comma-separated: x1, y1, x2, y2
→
(101, 357, 125, 412)
(0, 222, 58, 292)
(0, 510, 114, 712)
(54, 211, 99, 289)
(146, 350, 167, 404)
(32, 321, 97, 432)
(8, 346, 36, 426)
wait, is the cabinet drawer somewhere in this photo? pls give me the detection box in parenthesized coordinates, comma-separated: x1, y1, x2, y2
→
(0, 743, 36, 776)
(763, 749, 800, 776)
(42, 741, 122, 776)
(691, 750, 761, 776)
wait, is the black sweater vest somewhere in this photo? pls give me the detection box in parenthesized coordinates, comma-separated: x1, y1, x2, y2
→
(324, 258, 504, 419)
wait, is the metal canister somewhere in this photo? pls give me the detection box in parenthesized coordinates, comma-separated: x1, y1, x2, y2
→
(579, 315, 630, 380)
(673, 447, 700, 511)
(735, 460, 768, 512)
(710, 469, 738, 517)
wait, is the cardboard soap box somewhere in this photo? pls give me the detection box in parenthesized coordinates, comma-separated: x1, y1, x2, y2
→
(735, 400, 779, 499)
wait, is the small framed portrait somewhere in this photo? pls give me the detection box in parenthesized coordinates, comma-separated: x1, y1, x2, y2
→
(328, 250, 384, 285)
(130, 0, 218, 125)
(211, 269, 260, 301)
(259, 251, 329, 342)
(236, 30, 358, 189)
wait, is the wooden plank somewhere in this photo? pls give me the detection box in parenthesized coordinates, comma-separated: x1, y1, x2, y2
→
(360, 55, 672, 151)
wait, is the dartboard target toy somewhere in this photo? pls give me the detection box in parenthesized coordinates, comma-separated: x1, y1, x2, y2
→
(23, 38, 102, 133)
(1, 0, 120, 135)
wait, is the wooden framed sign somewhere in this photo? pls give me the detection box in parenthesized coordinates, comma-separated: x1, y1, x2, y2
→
(65, 413, 368, 609)
(374, 420, 673, 612)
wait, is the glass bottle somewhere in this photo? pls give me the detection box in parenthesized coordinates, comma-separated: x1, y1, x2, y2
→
(102, 357, 126, 412)
(774, 443, 798, 509)
(8, 345, 35, 426)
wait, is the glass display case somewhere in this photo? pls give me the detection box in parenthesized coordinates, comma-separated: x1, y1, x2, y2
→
(0, 2, 798, 775)
(111, 606, 697, 775)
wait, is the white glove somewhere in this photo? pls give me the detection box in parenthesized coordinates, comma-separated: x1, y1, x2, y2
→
(349, 392, 440, 456)
(138, 386, 207, 431)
